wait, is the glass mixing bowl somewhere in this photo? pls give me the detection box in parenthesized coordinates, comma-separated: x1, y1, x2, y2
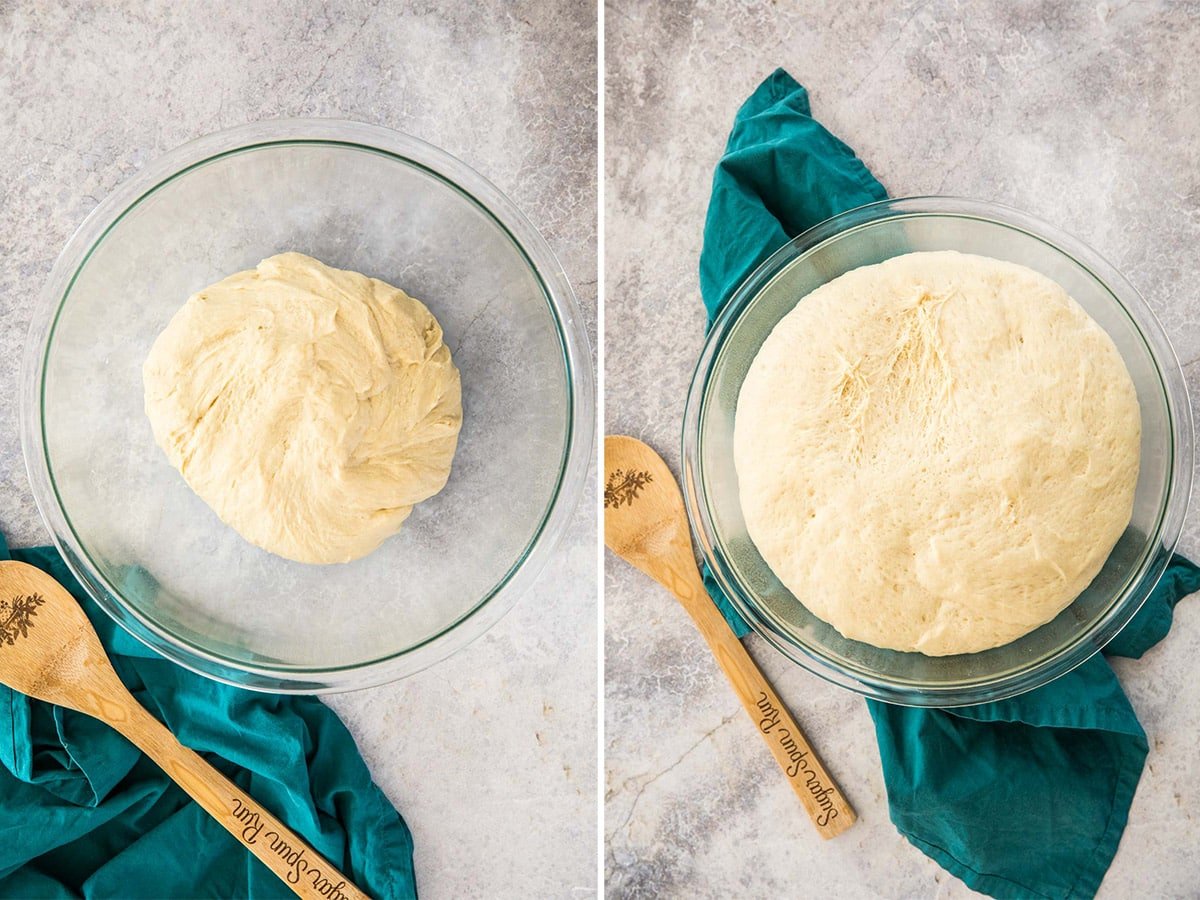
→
(21, 120, 593, 693)
(682, 197, 1191, 707)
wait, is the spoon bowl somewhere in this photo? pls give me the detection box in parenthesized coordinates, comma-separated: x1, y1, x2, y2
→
(0, 561, 129, 713)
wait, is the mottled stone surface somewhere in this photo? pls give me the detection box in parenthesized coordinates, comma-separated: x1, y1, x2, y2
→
(605, 0, 1200, 896)
(0, 2, 596, 896)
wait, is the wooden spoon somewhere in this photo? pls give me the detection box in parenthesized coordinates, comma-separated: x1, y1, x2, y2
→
(0, 559, 369, 900)
(604, 435, 855, 839)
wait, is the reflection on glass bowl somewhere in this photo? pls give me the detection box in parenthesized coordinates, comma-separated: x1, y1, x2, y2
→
(683, 197, 1190, 707)
(22, 120, 593, 693)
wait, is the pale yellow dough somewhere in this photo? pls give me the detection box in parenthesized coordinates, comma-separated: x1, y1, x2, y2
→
(143, 252, 462, 564)
(734, 251, 1140, 656)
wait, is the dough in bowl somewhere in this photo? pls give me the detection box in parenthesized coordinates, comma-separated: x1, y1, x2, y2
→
(144, 252, 462, 564)
(734, 251, 1141, 656)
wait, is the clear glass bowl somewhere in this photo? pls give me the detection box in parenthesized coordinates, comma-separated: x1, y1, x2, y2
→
(21, 120, 593, 693)
(682, 197, 1191, 707)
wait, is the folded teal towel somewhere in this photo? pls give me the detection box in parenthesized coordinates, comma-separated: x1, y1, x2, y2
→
(698, 68, 1200, 899)
(0, 532, 416, 899)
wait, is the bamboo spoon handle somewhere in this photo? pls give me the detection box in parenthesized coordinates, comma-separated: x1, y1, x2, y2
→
(660, 554, 856, 838)
(108, 701, 368, 900)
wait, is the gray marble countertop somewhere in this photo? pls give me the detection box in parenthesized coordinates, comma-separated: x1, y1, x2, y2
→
(605, 1, 1200, 896)
(0, 2, 596, 897)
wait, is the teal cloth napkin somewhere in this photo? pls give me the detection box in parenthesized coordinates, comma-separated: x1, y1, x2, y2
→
(0, 532, 416, 899)
(698, 68, 1200, 899)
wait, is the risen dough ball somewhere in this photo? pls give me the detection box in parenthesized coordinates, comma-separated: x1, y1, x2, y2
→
(734, 251, 1140, 656)
(144, 252, 462, 564)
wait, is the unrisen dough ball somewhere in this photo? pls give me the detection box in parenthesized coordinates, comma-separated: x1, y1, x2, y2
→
(734, 251, 1140, 656)
(144, 252, 462, 564)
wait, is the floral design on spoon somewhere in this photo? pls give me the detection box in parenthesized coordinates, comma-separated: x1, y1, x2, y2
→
(0, 593, 45, 646)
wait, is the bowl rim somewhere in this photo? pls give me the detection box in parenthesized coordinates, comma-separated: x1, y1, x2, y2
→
(681, 195, 1192, 707)
(20, 118, 595, 693)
